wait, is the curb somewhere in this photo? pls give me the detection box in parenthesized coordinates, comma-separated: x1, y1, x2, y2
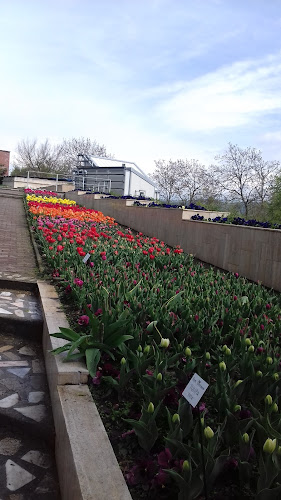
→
(38, 281, 132, 500)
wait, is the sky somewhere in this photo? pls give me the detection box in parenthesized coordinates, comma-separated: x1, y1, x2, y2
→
(1, 0, 281, 174)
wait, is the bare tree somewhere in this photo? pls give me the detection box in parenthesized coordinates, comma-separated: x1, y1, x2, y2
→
(151, 160, 180, 203)
(12, 137, 112, 176)
(60, 137, 113, 173)
(14, 139, 64, 174)
(213, 143, 280, 218)
(152, 158, 209, 204)
(174, 159, 209, 204)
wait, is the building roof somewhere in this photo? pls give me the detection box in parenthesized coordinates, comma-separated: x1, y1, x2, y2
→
(85, 156, 155, 186)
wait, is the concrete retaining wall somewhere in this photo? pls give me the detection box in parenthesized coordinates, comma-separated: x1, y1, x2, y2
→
(38, 280, 132, 500)
(65, 191, 281, 292)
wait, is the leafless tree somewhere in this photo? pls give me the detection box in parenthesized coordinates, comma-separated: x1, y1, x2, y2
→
(14, 139, 64, 174)
(213, 143, 280, 218)
(13, 137, 112, 176)
(174, 159, 209, 204)
(151, 160, 180, 203)
(152, 158, 209, 204)
(60, 137, 113, 173)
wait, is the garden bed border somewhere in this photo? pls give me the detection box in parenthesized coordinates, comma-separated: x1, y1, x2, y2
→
(38, 279, 133, 500)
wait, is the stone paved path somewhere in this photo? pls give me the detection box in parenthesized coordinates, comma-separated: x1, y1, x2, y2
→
(0, 194, 37, 278)
(0, 190, 61, 499)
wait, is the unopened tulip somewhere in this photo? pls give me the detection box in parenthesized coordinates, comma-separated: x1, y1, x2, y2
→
(265, 395, 273, 406)
(185, 347, 191, 357)
(147, 402, 154, 414)
(234, 379, 243, 387)
(160, 338, 170, 348)
(242, 433, 249, 443)
(204, 426, 214, 439)
(172, 413, 180, 424)
(263, 438, 276, 454)
(182, 460, 190, 472)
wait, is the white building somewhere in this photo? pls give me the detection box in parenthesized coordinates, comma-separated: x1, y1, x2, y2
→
(73, 155, 156, 198)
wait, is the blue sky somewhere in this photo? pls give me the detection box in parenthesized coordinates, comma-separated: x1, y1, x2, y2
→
(1, 0, 281, 173)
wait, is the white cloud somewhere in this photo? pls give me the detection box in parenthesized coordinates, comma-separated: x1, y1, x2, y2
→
(155, 53, 281, 132)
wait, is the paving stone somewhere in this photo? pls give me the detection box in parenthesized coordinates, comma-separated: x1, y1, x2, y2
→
(0, 378, 23, 392)
(9, 493, 24, 500)
(0, 308, 13, 315)
(0, 346, 14, 353)
(32, 360, 44, 374)
(28, 392, 45, 403)
(0, 361, 28, 368)
(14, 310, 24, 318)
(34, 473, 58, 494)
(0, 438, 21, 455)
(30, 375, 46, 390)
(21, 450, 51, 468)
(18, 346, 36, 356)
(14, 405, 47, 422)
(7, 368, 31, 378)
(0, 394, 19, 408)
(3, 352, 21, 361)
(0, 292, 12, 297)
(6, 460, 36, 491)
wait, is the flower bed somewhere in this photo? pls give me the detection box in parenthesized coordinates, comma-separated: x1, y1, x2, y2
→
(134, 201, 207, 210)
(25, 190, 281, 499)
(24, 188, 61, 197)
(191, 214, 281, 230)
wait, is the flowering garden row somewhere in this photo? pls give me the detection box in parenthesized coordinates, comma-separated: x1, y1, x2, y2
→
(191, 214, 281, 230)
(25, 190, 281, 499)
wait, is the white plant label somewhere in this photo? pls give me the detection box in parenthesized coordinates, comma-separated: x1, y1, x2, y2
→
(182, 373, 209, 408)
(82, 253, 91, 264)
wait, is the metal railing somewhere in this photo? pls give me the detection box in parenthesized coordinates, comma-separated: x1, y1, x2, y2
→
(26, 171, 73, 191)
(73, 170, 111, 193)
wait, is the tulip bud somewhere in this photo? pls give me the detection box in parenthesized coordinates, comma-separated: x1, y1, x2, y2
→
(234, 379, 243, 388)
(248, 345, 254, 353)
(277, 446, 281, 455)
(263, 438, 276, 454)
(256, 370, 263, 377)
(266, 357, 273, 365)
(242, 433, 249, 443)
(160, 338, 170, 348)
(156, 373, 162, 382)
(121, 357, 126, 365)
(147, 402, 154, 414)
(222, 345, 228, 352)
(272, 403, 278, 413)
(225, 347, 231, 356)
(245, 338, 251, 346)
(204, 426, 214, 440)
(219, 361, 226, 371)
(273, 373, 279, 381)
(137, 345, 142, 352)
(172, 413, 180, 424)
(265, 394, 273, 406)
(185, 347, 191, 357)
(182, 460, 190, 472)
(144, 345, 150, 354)
(234, 405, 241, 412)
(205, 352, 211, 360)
